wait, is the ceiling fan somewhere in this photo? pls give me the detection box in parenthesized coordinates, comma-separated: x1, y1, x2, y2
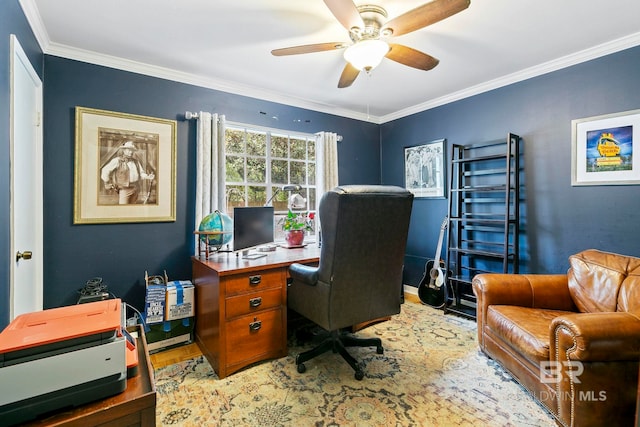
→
(271, 0, 471, 88)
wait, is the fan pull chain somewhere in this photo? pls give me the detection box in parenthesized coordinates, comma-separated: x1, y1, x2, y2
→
(365, 71, 373, 121)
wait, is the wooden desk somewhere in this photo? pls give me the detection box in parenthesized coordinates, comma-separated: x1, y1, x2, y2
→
(24, 326, 156, 427)
(192, 245, 320, 378)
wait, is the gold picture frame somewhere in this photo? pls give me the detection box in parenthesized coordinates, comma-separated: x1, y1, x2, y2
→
(74, 107, 177, 224)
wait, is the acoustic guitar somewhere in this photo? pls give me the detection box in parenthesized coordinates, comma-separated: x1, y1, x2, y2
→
(418, 217, 449, 308)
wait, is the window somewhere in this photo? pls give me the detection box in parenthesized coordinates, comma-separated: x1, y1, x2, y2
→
(224, 123, 316, 241)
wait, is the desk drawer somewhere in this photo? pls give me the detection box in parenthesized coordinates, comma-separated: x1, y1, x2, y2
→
(225, 288, 281, 319)
(225, 269, 283, 295)
(225, 309, 283, 365)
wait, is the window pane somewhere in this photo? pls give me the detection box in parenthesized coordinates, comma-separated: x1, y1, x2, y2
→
(226, 185, 245, 211)
(307, 139, 316, 161)
(226, 129, 244, 154)
(290, 161, 306, 185)
(271, 159, 288, 184)
(247, 131, 266, 156)
(271, 188, 289, 212)
(247, 185, 266, 206)
(247, 157, 266, 183)
(226, 155, 244, 182)
(274, 214, 287, 241)
(290, 138, 306, 159)
(308, 162, 316, 185)
(300, 188, 311, 210)
(271, 135, 288, 158)
(308, 188, 316, 210)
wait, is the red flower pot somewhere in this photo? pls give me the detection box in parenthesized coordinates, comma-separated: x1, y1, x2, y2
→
(285, 230, 305, 247)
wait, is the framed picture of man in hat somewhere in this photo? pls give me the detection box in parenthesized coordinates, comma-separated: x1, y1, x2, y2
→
(74, 107, 176, 223)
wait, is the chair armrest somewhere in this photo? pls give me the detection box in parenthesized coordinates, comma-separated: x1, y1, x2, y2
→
(551, 311, 640, 362)
(289, 263, 319, 286)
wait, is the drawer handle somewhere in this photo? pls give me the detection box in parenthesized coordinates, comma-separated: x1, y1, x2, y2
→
(249, 319, 262, 332)
(249, 275, 262, 286)
(249, 297, 262, 308)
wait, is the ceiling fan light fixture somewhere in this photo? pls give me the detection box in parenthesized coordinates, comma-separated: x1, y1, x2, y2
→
(343, 39, 390, 71)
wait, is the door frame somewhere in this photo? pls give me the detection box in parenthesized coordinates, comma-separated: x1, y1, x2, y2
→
(10, 34, 44, 319)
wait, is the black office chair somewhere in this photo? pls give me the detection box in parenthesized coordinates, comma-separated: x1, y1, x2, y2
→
(288, 185, 414, 380)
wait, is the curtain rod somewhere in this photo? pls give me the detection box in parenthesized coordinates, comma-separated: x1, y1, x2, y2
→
(184, 111, 342, 142)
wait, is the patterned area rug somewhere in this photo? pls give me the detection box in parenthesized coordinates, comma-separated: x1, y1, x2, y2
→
(154, 302, 556, 426)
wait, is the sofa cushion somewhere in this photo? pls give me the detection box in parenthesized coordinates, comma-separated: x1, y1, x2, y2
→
(486, 305, 575, 365)
(568, 249, 640, 313)
(618, 265, 640, 312)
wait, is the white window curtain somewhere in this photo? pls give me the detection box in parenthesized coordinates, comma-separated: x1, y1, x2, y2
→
(195, 112, 226, 233)
(315, 131, 339, 212)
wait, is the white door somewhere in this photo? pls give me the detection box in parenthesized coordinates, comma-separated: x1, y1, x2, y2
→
(10, 34, 43, 319)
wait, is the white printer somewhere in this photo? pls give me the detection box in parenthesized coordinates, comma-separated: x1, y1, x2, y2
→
(0, 299, 137, 425)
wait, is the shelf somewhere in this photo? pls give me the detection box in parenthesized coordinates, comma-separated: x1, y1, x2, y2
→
(448, 275, 473, 285)
(463, 168, 509, 176)
(445, 302, 476, 320)
(450, 217, 513, 225)
(452, 153, 512, 163)
(452, 185, 509, 192)
(449, 247, 517, 259)
(444, 133, 521, 321)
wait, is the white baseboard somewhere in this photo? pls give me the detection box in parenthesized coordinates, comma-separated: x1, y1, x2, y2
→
(404, 284, 418, 296)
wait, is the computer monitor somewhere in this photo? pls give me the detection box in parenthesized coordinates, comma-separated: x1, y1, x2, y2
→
(233, 206, 274, 259)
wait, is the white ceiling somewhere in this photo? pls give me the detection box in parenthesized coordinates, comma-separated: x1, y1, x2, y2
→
(21, 0, 640, 123)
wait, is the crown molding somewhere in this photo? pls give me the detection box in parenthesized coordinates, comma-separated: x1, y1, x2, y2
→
(48, 42, 380, 123)
(49, 41, 380, 123)
(18, 1, 376, 122)
(18, 0, 50, 51)
(18, 0, 640, 125)
(379, 32, 640, 123)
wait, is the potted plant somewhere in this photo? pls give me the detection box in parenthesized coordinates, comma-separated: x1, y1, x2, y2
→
(280, 210, 314, 247)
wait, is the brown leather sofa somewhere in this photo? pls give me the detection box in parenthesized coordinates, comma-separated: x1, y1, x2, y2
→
(473, 249, 640, 427)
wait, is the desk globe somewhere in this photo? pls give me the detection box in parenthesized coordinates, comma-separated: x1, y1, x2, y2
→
(198, 210, 233, 251)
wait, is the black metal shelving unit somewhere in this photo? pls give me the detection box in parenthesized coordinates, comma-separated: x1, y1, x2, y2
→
(444, 133, 521, 320)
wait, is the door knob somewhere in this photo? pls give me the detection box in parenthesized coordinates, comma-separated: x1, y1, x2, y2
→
(16, 250, 33, 262)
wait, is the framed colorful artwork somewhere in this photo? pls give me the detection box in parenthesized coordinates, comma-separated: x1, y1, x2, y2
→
(572, 109, 640, 186)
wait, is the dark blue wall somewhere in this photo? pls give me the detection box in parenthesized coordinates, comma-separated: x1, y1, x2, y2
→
(42, 56, 380, 316)
(3, 1, 640, 328)
(382, 45, 640, 284)
(0, 0, 44, 328)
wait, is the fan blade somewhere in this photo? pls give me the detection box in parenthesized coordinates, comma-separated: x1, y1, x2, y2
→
(382, 0, 470, 37)
(386, 44, 439, 71)
(323, 0, 364, 31)
(338, 63, 360, 88)
(271, 42, 346, 56)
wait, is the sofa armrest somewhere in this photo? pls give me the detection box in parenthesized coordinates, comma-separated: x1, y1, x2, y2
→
(550, 311, 640, 426)
(551, 311, 640, 362)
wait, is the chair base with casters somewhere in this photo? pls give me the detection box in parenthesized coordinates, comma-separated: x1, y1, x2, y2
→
(295, 329, 384, 381)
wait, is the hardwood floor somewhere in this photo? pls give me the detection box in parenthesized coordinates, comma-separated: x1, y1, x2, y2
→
(150, 291, 423, 370)
(404, 292, 420, 304)
(149, 342, 201, 369)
